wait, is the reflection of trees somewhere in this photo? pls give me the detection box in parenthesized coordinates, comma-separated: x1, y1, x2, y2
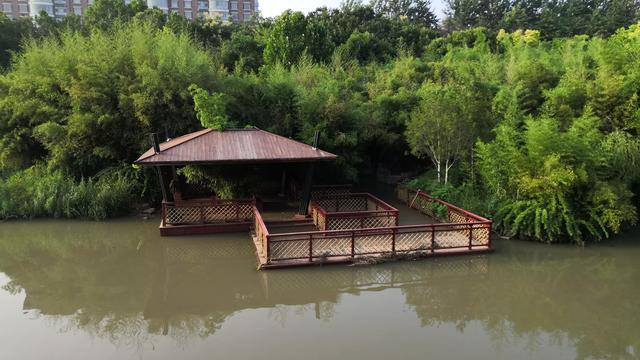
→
(0, 220, 159, 351)
(401, 240, 640, 360)
(1, 220, 638, 360)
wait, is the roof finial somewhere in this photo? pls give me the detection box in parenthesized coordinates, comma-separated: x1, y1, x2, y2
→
(150, 133, 161, 154)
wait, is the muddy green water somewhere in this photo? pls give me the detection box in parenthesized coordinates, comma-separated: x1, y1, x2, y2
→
(0, 216, 639, 360)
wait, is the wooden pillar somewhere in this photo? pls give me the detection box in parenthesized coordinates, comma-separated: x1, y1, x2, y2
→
(170, 166, 181, 200)
(155, 166, 169, 202)
(298, 164, 315, 216)
(279, 167, 287, 197)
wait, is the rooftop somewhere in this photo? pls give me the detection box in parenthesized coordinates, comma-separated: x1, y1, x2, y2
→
(135, 128, 337, 166)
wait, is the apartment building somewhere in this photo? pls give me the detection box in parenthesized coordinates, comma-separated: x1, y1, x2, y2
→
(1, 0, 30, 19)
(0, 0, 258, 21)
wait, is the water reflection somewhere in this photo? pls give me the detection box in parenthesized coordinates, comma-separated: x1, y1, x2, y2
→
(0, 219, 639, 359)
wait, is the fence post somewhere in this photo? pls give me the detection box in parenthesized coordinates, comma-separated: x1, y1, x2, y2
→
(309, 234, 313, 262)
(430, 226, 435, 253)
(351, 231, 355, 258)
(468, 224, 473, 250)
(266, 235, 271, 264)
(391, 228, 396, 254)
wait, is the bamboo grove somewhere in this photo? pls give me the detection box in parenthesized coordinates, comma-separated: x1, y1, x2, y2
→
(1, 0, 640, 244)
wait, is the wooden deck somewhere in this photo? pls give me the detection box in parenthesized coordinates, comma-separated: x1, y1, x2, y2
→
(156, 187, 493, 270)
(251, 189, 492, 270)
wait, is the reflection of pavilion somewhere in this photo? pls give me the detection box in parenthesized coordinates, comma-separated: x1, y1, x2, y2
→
(143, 237, 491, 334)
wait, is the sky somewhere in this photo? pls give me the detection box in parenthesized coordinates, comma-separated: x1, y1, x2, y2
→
(258, 0, 447, 19)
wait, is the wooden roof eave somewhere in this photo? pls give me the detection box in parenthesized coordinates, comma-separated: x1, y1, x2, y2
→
(134, 156, 338, 167)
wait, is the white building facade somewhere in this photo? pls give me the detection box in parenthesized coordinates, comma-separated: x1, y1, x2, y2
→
(1, 0, 257, 21)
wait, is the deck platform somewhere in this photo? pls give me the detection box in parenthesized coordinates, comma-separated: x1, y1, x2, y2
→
(251, 189, 492, 270)
(156, 187, 492, 270)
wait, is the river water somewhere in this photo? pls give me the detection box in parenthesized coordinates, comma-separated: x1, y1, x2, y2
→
(0, 210, 639, 359)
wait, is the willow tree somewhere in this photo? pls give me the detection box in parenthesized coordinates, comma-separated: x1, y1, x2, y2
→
(406, 82, 476, 184)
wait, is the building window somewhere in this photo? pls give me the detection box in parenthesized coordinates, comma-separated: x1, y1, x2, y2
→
(184, 0, 191, 9)
(18, 3, 27, 12)
(243, 1, 251, 9)
(230, 1, 237, 10)
(184, 10, 191, 18)
(73, 6, 81, 13)
(2, 3, 12, 12)
(198, 1, 206, 10)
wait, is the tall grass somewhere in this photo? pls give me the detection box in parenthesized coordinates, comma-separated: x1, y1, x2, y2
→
(0, 165, 139, 220)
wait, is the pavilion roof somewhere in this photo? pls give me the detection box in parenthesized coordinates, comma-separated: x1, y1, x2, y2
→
(135, 128, 337, 166)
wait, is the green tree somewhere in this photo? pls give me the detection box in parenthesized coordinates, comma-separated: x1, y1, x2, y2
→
(371, 0, 438, 27)
(84, 0, 146, 30)
(407, 82, 477, 184)
(263, 11, 308, 66)
(190, 86, 234, 130)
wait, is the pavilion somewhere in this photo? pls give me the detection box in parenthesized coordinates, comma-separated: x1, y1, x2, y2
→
(135, 127, 338, 236)
(135, 127, 492, 269)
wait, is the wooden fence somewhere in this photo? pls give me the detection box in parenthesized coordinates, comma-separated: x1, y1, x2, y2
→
(310, 184, 352, 198)
(310, 193, 398, 230)
(253, 189, 491, 268)
(396, 185, 490, 225)
(162, 198, 255, 226)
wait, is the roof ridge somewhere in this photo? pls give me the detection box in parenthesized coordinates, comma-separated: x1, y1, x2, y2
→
(258, 128, 314, 148)
(259, 129, 335, 156)
(137, 128, 213, 162)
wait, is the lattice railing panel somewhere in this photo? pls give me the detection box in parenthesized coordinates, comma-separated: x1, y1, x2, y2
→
(312, 236, 352, 257)
(311, 187, 352, 199)
(434, 226, 470, 248)
(269, 240, 309, 260)
(395, 231, 432, 252)
(165, 203, 253, 225)
(472, 226, 490, 246)
(325, 215, 396, 230)
(166, 207, 201, 225)
(411, 195, 437, 218)
(327, 217, 362, 230)
(448, 209, 470, 224)
(315, 196, 368, 212)
(354, 234, 393, 254)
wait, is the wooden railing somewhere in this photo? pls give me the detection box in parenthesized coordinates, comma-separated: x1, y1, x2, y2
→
(265, 221, 491, 263)
(396, 185, 491, 224)
(253, 189, 491, 265)
(309, 193, 399, 231)
(310, 184, 352, 198)
(253, 206, 270, 264)
(162, 198, 255, 226)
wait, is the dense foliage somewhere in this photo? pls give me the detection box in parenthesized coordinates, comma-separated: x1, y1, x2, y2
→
(1, 0, 639, 244)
